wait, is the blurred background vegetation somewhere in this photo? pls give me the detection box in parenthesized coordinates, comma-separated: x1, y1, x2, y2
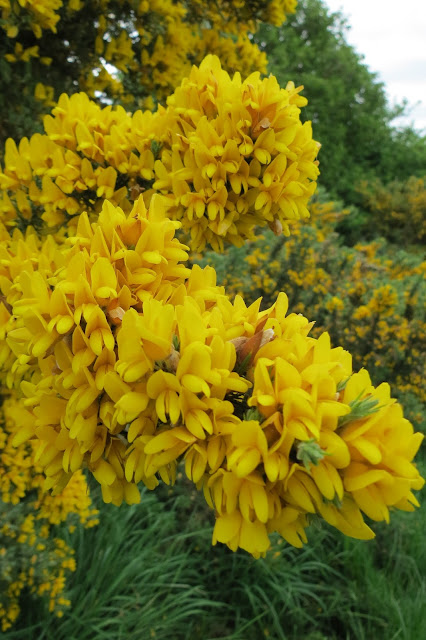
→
(1, 0, 425, 638)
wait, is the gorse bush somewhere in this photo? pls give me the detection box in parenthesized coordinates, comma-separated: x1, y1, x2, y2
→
(201, 195, 426, 428)
(0, 396, 98, 631)
(0, 0, 424, 634)
(0, 56, 319, 251)
(0, 60, 423, 559)
(0, 0, 297, 143)
(356, 175, 426, 246)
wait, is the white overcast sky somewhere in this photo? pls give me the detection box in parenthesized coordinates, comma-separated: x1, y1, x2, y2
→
(324, 0, 426, 132)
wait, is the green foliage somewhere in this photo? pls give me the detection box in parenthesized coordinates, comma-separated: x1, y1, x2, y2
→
(353, 175, 426, 246)
(255, 0, 426, 201)
(0, 500, 75, 630)
(3, 477, 426, 639)
(0, 2, 101, 145)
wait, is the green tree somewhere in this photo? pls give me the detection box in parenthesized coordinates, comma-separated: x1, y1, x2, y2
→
(255, 0, 426, 200)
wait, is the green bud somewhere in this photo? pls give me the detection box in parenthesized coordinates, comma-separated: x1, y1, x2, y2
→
(337, 377, 350, 392)
(338, 390, 381, 428)
(243, 407, 263, 422)
(296, 438, 330, 471)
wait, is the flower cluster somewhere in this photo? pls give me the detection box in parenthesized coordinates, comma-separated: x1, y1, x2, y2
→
(0, 0, 63, 39)
(0, 396, 98, 630)
(1, 196, 423, 558)
(1, 1, 298, 144)
(0, 55, 319, 251)
(208, 197, 426, 427)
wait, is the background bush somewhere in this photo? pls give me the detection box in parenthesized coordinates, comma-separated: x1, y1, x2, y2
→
(198, 189, 426, 429)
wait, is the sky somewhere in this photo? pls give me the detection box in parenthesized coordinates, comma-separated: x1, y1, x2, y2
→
(323, 0, 426, 132)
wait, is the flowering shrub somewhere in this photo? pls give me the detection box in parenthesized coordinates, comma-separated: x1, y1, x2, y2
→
(356, 175, 426, 246)
(0, 56, 319, 251)
(0, 188, 423, 560)
(0, 2, 423, 633)
(0, 0, 297, 142)
(0, 396, 98, 631)
(0, 45, 423, 636)
(201, 197, 426, 427)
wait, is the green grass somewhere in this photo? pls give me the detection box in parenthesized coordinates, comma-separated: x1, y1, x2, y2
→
(5, 465, 426, 640)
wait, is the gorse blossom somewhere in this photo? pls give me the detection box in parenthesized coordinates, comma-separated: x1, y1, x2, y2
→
(215, 199, 426, 427)
(0, 396, 98, 631)
(0, 56, 319, 251)
(0, 1, 297, 119)
(1, 196, 423, 558)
